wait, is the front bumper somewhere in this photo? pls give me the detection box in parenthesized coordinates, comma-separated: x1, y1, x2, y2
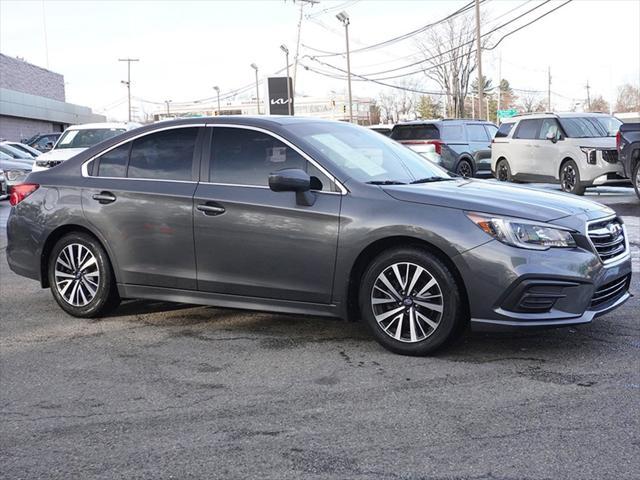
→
(454, 237, 632, 331)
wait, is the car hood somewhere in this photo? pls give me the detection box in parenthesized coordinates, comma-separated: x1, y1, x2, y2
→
(383, 179, 612, 222)
(567, 137, 616, 148)
(37, 147, 87, 162)
(0, 158, 34, 170)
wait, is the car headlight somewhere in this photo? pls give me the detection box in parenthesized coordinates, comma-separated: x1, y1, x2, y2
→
(466, 212, 577, 250)
(5, 169, 28, 182)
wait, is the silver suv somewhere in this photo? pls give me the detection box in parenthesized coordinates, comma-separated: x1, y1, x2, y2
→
(491, 112, 627, 195)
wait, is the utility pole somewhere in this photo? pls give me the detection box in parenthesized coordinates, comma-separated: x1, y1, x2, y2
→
(280, 45, 292, 115)
(474, 0, 484, 120)
(164, 100, 172, 116)
(250, 63, 261, 114)
(292, 0, 319, 97)
(585, 80, 591, 111)
(119, 58, 139, 122)
(213, 86, 221, 115)
(336, 11, 353, 123)
(497, 52, 502, 119)
(547, 66, 552, 112)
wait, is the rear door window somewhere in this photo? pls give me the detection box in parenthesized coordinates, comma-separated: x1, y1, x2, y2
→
(390, 124, 439, 141)
(467, 124, 490, 142)
(128, 127, 199, 181)
(440, 125, 465, 142)
(513, 119, 542, 139)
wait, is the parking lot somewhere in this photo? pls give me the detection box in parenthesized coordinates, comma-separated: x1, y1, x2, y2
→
(0, 184, 638, 479)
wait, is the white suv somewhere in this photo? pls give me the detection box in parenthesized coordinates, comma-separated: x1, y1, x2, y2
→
(32, 122, 140, 172)
(491, 112, 626, 195)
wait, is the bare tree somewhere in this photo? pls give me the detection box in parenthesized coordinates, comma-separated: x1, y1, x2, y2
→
(615, 84, 640, 113)
(415, 13, 490, 118)
(377, 80, 420, 122)
(588, 95, 609, 113)
(518, 92, 545, 113)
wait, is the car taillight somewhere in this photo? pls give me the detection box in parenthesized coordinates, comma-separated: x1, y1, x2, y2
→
(9, 183, 39, 206)
(615, 130, 621, 151)
(427, 140, 442, 155)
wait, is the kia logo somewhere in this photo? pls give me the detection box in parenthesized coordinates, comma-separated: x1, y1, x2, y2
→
(270, 98, 292, 105)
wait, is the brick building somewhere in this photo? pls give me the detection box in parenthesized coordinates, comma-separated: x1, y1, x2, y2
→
(0, 53, 105, 141)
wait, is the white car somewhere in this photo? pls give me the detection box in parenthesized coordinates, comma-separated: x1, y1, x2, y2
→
(491, 112, 626, 195)
(32, 122, 140, 172)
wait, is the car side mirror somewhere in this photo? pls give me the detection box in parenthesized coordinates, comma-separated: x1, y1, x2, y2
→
(268, 168, 316, 206)
(545, 131, 558, 143)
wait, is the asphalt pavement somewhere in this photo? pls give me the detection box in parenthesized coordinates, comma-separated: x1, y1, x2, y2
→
(1, 185, 638, 479)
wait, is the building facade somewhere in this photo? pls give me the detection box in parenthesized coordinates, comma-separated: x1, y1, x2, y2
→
(0, 53, 105, 141)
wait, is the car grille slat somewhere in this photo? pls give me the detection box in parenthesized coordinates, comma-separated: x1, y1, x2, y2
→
(590, 275, 630, 308)
(601, 150, 618, 164)
(587, 218, 627, 263)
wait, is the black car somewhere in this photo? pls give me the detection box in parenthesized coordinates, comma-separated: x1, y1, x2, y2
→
(6, 117, 631, 356)
(390, 120, 498, 177)
(616, 122, 640, 199)
(22, 133, 62, 152)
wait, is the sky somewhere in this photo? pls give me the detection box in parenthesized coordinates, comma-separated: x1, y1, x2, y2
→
(1, 0, 639, 121)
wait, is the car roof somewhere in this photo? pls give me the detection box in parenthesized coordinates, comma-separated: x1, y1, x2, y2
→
(65, 122, 141, 131)
(393, 119, 494, 126)
(511, 111, 613, 120)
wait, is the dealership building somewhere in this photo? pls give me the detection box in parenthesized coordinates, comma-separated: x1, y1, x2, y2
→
(0, 53, 105, 142)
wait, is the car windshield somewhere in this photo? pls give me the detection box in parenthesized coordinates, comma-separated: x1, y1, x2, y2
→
(290, 121, 450, 184)
(56, 128, 126, 149)
(558, 116, 622, 138)
(0, 144, 32, 159)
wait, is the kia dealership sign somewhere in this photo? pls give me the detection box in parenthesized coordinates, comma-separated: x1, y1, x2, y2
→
(267, 77, 294, 115)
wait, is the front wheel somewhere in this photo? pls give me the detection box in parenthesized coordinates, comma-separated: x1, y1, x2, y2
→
(359, 248, 466, 356)
(48, 232, 120, 317)
(560, 159, 586, 195)
(633, 161, 640, 200)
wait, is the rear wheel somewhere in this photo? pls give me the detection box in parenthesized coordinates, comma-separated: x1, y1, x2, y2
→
(456, 159, 473, 178)
(496, 158, 512, 182)
(48, 232, 120, 317)
(560, 159, 586, 195)
(358, 248, 466, 356)
(633, 161, 640, 200)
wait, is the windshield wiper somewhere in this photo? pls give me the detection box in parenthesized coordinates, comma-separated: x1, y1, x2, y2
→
(409, 177, 456, 184)
(366, 180, 408, 185)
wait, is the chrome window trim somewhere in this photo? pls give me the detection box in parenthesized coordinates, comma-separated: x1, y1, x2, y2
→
(206, 124, 348, 195)
(586, 215, 630, 266)
(81, 124, 206, 179)
(198, 181, 342, 195)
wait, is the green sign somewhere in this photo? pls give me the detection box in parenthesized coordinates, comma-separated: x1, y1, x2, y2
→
(497, 108, 518, 119)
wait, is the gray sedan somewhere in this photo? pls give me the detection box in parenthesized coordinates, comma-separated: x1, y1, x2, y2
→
(5, 117, 632, 355)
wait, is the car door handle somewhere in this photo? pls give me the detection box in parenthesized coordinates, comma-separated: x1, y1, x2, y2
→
(92, 192, 116, 204)
(197, 203, 226, 216)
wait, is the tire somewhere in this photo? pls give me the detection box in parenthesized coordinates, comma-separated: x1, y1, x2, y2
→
(456, 159, 473, 178)
(633, 161, 640, 200)
(559, 159, 586, 195)
(48, 232, 120, 317)
(495, 158, 512, 182)
(358, 248, 466, 356)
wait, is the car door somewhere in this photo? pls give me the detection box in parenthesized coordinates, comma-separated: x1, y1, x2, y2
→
(82, 125, 204, 289)
(193, 125, 342, 304)
(466, 123, 492, 173)
(510, 118, 542, 178)
(534, 118, 563, 179)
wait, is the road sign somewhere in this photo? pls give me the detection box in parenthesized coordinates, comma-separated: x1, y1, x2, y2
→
(497, 108, 518, 119)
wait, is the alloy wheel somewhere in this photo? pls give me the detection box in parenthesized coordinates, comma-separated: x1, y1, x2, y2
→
(457, 161, 472, 178)
(54, 243, 100, 307)
(497, 161, 509, 181)
(371, 262, 444, 343)
(561, 164, 576, 191)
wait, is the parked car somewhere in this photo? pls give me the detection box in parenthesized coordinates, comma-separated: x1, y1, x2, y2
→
(0, 143, 35, 160)
(491, 112, 627, 195)
(0, 151, 32, 199)
(3, 141, 41, 157)
(368, 124, 393, 137)
(7, 117, 631, 356)
(616, 122, 640, 199)
(32, 122, 140, 172)
(390, 119, 498, 177)
(22, 133, 62, 152)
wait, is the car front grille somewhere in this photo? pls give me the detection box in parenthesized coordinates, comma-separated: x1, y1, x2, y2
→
(601, 150, 618, 163)
(587, 217, 627, 262)
(590, 274, 630, 308)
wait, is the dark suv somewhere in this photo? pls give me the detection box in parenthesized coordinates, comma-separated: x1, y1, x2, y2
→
(390, 120, 498, 177)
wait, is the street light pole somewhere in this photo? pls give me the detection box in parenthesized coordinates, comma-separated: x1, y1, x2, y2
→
(118, 58, 139, 122)
(336, 11, 353, 123)
(250, 63, 261, 115)
(164, 100, 172, 116)
(213, 86, 221, 115)
(280, 45, 292, 115)
(474, 0, 484, 120)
